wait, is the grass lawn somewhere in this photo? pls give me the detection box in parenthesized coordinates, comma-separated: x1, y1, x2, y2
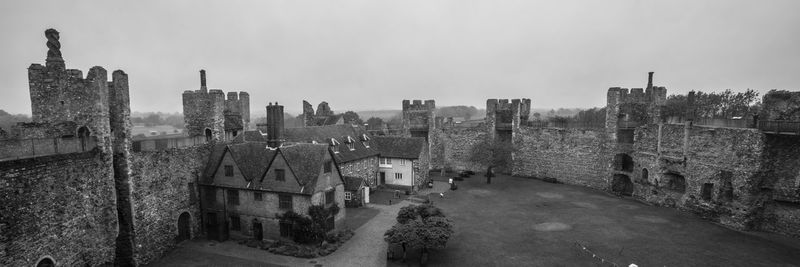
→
(388, 174, 800, 266)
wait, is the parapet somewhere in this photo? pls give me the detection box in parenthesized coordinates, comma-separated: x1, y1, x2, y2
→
(402, 99, 435, 111)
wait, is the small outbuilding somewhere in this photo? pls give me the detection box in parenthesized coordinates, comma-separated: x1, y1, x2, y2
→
(344, 176, 367, 208)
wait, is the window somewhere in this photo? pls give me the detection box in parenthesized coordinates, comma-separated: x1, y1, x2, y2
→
(395, 173, 403, 179)
(380, 158, 392, 166)
(224, 165, 234, 176)
(254, 192, 263, 201)
(275, 169, 285, 181)
(188, 182, 197, 203)
(361, 134, 371, 148)
(324, 160, 332, 173)
(344, 191, 352, 200)
(230, 215, 241, 231)
(326, 190, 335, 205)
(227, 189, 239, 205)
(400, 159, 405, 166)
(330, 138, 340, 154)
(701, 183, 714, 201)
(279, 194, 292, 210)
(279, 221, 293, 238)
(347, 143, 355, 151)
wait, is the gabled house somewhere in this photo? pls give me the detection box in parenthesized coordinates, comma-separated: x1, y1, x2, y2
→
(373, 136, 430, 192)
(343, 176, 368, 207)
(199, 142, 345, 241)
(283, 124, 381, 188)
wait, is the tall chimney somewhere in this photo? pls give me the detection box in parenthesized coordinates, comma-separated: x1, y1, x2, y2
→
(647, 72, 654, 90)
(687, 91, 696, 122)
(200, 69, 207, 92)
(267, 102, 284, 148)
(45, 29, 65, 70)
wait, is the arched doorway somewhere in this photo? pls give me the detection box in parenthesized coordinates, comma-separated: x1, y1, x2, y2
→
(36, 257, 55, 267)
(641, 168, 649, 183)
(204, 128, 213, 142)
(612, 174, 634, 196)
(252, 219, 263, 240)
(177, 212, 191, 243)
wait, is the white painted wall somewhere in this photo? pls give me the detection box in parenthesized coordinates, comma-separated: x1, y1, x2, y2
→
(378, 157, 414, 187)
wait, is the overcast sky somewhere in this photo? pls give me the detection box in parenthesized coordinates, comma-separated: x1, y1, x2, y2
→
(1, 0, 799, 116)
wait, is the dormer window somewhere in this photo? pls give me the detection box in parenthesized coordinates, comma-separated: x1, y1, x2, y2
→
(330, 138, 341, 153)
(346, 136, 356, 151)
(361, 134, 370, 148)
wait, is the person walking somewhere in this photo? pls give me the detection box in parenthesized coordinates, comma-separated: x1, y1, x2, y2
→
(486, 166, 494, 184)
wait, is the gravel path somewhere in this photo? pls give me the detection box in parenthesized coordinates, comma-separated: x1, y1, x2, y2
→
(314, 202, 405, 267)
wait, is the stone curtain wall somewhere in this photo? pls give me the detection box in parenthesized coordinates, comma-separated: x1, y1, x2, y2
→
(438, 127, 490, 172)
(633, 124, 766, 230)
(757, 135, 800, 238)
(129, 145, 210, 264)
(429, 129, 446, 170)
(512, 127, 611, 190)
(0, 151, 117, 266)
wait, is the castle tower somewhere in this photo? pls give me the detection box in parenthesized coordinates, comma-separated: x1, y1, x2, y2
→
(182, 70, 229, 141)
(302, 100, 315, 126)
(484, 98, 529, 173)
(606, 72, 667, 132)
(485, 98, 530, 134)
(266, 102, 285, 148)
(401, 99, 436, 140)
(24, 29, 137, 265)
(239, 92, 250, 130)
(28, 29, 111, 140)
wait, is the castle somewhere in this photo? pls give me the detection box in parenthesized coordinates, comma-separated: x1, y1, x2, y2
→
(420, 72, 800, 240)
(2, 29, 800, 267)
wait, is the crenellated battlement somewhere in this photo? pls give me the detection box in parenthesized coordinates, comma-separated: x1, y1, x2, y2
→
(402, 99, 436, 112)
(486, 98, 531, 131)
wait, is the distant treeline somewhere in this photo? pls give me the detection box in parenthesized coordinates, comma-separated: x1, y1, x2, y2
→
(131, 112, 184, 128)
(0, 110, 31, 131)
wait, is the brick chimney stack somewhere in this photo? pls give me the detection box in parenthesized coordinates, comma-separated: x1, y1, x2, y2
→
(200, 69, 207, 92)
(266, 102, 284, 148)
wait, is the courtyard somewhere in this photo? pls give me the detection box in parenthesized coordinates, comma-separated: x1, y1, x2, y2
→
(390, 173, 800, 266)
(149, 174, 800, 266)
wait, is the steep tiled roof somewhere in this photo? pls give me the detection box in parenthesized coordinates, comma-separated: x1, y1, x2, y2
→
(343, 176, 365, 191)
(283, 125, 379, 163)
(374, 136, 426, 159)
(231, 130, 266, 143)
(279, 143, 333, 194)
(227, 142, 274, 181)
(202, 143, 229, 183)
(308, 114, 342, 126)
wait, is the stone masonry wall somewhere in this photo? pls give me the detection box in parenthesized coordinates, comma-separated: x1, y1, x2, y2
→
(633, 124, 766, 230)
(756, 134, 800, 238)
(339, 156, 379, 187)
(512, 127, 611, 190)
(438, 126, 490, 172)
(129, 145, 210, 265)
(0, 151, 117, 267)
